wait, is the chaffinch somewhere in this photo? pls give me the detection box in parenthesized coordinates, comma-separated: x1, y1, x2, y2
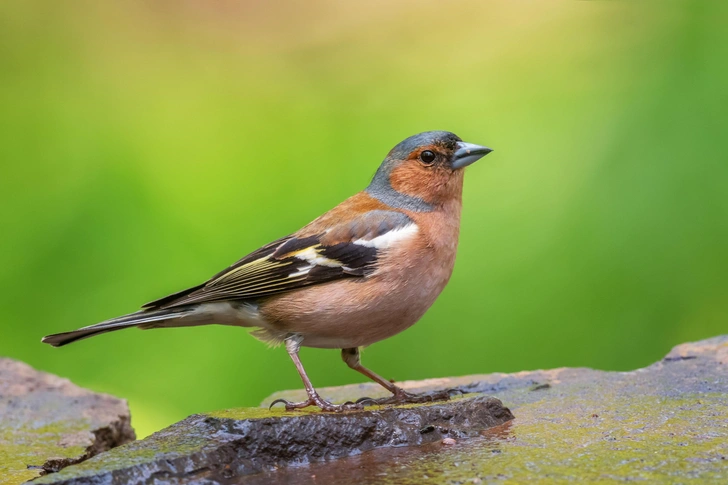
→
(42, 131, 492, 411)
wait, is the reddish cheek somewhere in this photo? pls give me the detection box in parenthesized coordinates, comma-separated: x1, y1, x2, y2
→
(389, 162, 451, 202)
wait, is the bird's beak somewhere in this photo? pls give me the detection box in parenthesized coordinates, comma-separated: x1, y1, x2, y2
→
(452, 142, 493, 169)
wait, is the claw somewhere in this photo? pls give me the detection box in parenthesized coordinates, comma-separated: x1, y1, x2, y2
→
(270, 389, 455, 412)
(321, 400, 364, 412)
(354, 388, 454, 407)
(269, 396, 364, 412)
(269, 398, 290, 410)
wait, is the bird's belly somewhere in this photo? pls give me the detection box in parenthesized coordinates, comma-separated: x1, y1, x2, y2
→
(258, 247, 455, 349)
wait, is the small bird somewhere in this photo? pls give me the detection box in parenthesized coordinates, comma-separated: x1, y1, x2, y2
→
(42, 131, 492, 411)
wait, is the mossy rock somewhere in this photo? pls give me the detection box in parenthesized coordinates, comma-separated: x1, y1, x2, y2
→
(0, 359, 134, 484)
(28, 336, 728, 484)
(33, 395, 512, 484)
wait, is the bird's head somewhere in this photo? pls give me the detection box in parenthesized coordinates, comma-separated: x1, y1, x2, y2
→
(366, 131, 492, 211)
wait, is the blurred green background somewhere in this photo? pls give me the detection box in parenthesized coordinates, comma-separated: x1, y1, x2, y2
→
(1, 1, 727, 438)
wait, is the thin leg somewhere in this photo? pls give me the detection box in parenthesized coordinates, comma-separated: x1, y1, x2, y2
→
(341, 347, 454, 406)
(341, 347, 402, 396)
(269, 334, 361, 412)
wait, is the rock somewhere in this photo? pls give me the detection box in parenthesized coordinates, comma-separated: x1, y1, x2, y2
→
(0, 358, 135, 484)
(33, 335, 728, 484)
(33, 395, 512, 484)
(256, 336, 728, 484)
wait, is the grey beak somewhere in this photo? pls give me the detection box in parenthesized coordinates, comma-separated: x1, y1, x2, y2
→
(452, 142, 493, 169)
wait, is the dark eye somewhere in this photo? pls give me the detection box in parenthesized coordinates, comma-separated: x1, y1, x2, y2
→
(420, 150, 436, 165)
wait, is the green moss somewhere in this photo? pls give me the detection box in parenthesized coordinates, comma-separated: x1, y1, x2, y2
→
(32, 420, 210, 482)
(479, 394, 728, 483)
(0, 420, 91, 484)
(208, 406, 312, 420)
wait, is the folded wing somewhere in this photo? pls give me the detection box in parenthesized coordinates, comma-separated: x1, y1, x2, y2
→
(144, 210, 417, 309)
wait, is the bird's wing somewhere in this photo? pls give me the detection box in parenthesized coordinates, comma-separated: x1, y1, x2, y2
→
(143, 209, 417, 309)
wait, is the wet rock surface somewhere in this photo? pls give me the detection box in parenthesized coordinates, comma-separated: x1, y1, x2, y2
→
(33, 395, 512, 484)
(32, 335, 728, 484)
(0, 358, 135, 484)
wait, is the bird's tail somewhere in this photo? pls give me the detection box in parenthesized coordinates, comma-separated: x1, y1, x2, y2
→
(41, 307, 196, 347)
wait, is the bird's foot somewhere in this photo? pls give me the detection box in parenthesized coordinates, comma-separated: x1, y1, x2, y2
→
(269, 395, 363, 412)
(356, 387, 463, 407)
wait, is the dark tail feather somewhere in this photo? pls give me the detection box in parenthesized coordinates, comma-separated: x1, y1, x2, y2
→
(41, 307, 195, 347)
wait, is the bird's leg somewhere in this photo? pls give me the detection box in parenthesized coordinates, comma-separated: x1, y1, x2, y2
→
(341, 347, 402, 396)
(269, 334, 361, 412)
(341, 347, 455, 406)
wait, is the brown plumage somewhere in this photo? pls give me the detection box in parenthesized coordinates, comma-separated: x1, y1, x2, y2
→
(41, 131, 492, 411)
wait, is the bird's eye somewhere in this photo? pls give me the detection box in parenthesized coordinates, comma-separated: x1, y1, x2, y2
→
(420, 150, 436, 165)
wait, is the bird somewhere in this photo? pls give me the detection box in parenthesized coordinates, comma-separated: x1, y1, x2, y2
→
(42, 131, 492, 411)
